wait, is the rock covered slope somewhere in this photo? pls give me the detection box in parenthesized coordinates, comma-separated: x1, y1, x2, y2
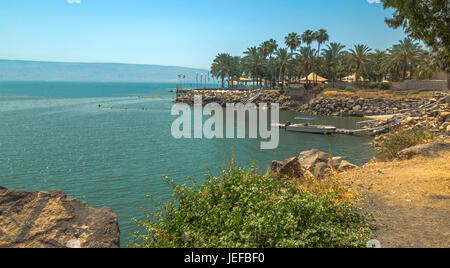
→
(372, 94, 450, 143)
(175, 90, 298, 110)
(298, 95, 426, 116)
(0, 187, 120, 248)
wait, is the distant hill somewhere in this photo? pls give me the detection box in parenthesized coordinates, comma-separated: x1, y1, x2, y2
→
(0, 60, 211, 82)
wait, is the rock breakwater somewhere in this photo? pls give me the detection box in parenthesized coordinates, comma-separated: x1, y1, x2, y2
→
(175, 90, 298, 110)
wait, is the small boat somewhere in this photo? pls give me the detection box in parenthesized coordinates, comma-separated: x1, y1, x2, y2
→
(286, 123, 336, 134)
(283, 117, 336, 134)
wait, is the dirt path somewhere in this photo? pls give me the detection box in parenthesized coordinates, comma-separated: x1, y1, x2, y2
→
(342, 152, 450, 248)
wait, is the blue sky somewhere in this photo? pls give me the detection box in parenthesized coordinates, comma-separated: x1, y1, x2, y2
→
(0, 0, 406, 69)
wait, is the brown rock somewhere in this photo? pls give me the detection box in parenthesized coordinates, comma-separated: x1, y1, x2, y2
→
(298, 149, 331, 171)
(313, 162, 332, 178)
(0, 187, 120, 248)
(338, 160, 358, 172)
(398, 141, 450, 159)
(270, 157, 305, 179)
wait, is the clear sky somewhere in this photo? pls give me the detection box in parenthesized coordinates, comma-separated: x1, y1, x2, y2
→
(0, 0, 407, 69)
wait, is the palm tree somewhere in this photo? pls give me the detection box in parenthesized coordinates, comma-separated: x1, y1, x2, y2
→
(322, 42, 346, 86)
(211, 53, 231, 88)
(313, 29, 329, 84)
(301, 30, 315, 48)
(267, 39, 278, 58)
(285, 32, 301, 56)
(388, 38, 423, 80)
(243, 47, 266, 86)
(211, 53, 241, 88)
(259, 41, 271, 59)
(314, 29, 329, 56)
(366, 49, 388, 82)
(274, 48, 292, 89)
(297, 46, 317, 86)
(349, 44, 372, 82)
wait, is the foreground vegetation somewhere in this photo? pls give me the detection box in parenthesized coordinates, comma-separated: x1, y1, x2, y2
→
(375, 129, 436, 160)
(132, 161, 373, 248)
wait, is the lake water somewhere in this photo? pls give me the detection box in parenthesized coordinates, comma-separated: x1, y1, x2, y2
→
(0, 81, 374, 246)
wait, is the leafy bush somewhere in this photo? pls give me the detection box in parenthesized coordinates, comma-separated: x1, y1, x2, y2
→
(375, 129, 436, 160)
(344, 86, 357, 92)
(355, 82, 391, 90)
(379, 82, 391, 90)
(131, 161, 373, 248)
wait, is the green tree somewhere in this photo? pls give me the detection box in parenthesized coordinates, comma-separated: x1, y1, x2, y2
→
(365, 49, 388, 82)
(211, 53, 231, 88)
(349, 44, 372, 82)
(382, 0, 450, 72)
(301, 30, 315, 48)
(274, 48, 292, 89)
(313, 29, 330, 84)
(386, 38, 423, 81)
(211, 53, 241, 88)
(297, 47, 317, 86)
(243, 47, 266, 86)
(322, 42, 346, 86)
(285, 32, 301, 56)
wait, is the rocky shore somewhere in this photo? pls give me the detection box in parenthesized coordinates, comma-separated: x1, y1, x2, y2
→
(297, 95, 426, 116)
(0, 187, 120, 248)
(370, 94, 450, 143)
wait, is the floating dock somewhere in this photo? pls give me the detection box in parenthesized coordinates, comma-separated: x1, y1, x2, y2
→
(277, 123, 378, 136)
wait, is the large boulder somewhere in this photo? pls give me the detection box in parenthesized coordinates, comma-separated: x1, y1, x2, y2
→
(298, 149, 357, 177)
(398, 141, 450, 159)
(270, 157, 305, 180)
(298, 149, 331, 171)
(0, 187, 120, 248)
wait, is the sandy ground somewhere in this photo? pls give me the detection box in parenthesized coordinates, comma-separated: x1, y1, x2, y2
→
(341, 152, 450, 248)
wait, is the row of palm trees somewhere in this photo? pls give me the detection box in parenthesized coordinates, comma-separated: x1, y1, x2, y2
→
(211, 29, 436, 89)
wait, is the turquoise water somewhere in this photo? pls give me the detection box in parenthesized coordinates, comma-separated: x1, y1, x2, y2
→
(0, 81, 374, 246)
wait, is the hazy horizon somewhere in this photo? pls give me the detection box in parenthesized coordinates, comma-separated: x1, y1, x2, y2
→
(0, 59, 212, 83)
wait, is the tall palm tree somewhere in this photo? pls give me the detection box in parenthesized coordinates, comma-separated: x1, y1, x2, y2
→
(243, 47, 266, 86)
(259, 42, 271, 59)
(301, 30, 315, 48)
(285, 32, 301, 56)
(297, 47, 317, 86)
(322, 42, 346, 86)
(387, 38, 423, 80)
(366, 49, 388, 82)
(211, 53, 232, 88)
(313, 29, 329, 84)
(267, 39, 278, 59)
(314, 29, 329, 56)
(274, 48, 292, 89)
(349, 44, 372, 82)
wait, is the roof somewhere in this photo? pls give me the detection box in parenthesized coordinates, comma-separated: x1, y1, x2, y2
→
(300, 73, 328, 82)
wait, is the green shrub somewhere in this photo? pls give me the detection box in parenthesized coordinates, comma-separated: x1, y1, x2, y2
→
(131, 161, 373, 248)
(375, 129, 436, 160)
(368, 82, 379, 89)
(379, 82, 391, 90)
(344, 86, 357, 92)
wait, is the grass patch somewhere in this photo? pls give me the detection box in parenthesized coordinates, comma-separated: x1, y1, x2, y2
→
(131, 160, 373, 248)
(375, 129, 436, 160)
